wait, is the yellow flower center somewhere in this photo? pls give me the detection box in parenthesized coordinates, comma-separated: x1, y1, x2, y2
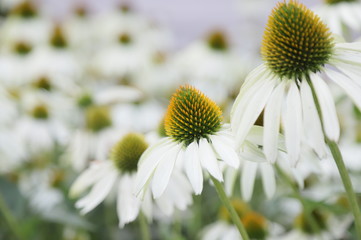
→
(11, 2, 37, 18)
(242, 212, 268, 239)
(110, 133, 148, 172)
(13, 42, 32, 55)
(50, 26, 68, 49)
(294, 210, 327, 234)
(219, 199, 250, 222)
(325, 0, 357, 4)
(207, 31, 228, 51)
(85, 106, 112, 132)
(32, 104, 49, 119)
(118, 33, 132, 45)
(33, 76, 51, 91)
(261, 0, 334, 79)
(164, 85, 222, 146)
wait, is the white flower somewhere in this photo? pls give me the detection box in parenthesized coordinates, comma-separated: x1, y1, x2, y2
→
(135, 85, 239, 198)
(224, 126, 278, 201)
(231, 1, 361, 166)
(314, 0, 361, 37)
(70, 133, 192, 227)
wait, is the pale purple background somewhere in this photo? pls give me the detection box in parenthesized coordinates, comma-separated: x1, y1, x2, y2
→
(34, 0, 318, 51)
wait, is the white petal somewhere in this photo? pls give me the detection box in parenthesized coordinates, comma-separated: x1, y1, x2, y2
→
(240, 141, 267, 163)
(233, 76, 277, 149)
(151, 144, 181, 198)
(95, 86, 143, 105)
(325, 68, 361, 110)
(231, 65, 269, 133)
(211, 135, 239, 168)
(199, 138, 223, 181)
(283, 81, 302, 166)
(260, 163, 276, 199)
(76, 168, 117, 214)
(300, 81, 327, 159)
(241, 160, 258, 201)
(117, 174, 141, 227)
(184, 142, 203, 194)
(310, 74, 340, 141)
(69, 161, 110, 197)
(134, 138, 174, 197)
(263, 81, 286, 163)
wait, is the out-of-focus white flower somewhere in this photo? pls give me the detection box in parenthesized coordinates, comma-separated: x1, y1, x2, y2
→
(70, 133, 192, 227)
(314, 0, 361, 37)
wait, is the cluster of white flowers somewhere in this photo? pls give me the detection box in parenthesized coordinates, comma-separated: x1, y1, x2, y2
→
(1, 0, 361, 239)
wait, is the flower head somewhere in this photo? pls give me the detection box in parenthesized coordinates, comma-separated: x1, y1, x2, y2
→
(111, 133, 148, 173)
(164, 85, 222, 146)
(85, 106, 112, 132)
(136, 85, 239, 197)
(231, 0, 361, 166)
(207, 31, 228, 51)
(262, 0, 333, 79)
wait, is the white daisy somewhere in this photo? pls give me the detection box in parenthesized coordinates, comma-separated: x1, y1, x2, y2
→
(135, 85, 240, 198)
(70, 133, 192, 227)
(231, 0, 361, 166)
(314, 0, 361, 37)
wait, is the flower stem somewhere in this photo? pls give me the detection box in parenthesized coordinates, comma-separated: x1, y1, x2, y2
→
(139, 211, 151, 240)
(210, 176, 250, 240)
(0, 192, 23, 240)
(276, 165, 321, 234)
(307, 77, 361, 237)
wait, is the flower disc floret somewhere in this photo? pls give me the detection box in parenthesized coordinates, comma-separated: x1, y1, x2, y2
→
(110, 133, 148, 173)
(325, 0, 357, 4)
(261, 0, 334, 79)
(164, 85, 223, 146)
(85, 106, 112, 132)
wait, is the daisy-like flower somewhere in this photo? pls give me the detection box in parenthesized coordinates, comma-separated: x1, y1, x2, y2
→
(231, 0, 361, 166)
(70, 133, 192, 227)
(314, 0, 361, 36)
(135, 85, 239, 198)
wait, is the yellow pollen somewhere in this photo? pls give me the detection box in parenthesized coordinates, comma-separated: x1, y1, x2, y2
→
(164, 85, 222, 146)
(261, 0, 334, 79)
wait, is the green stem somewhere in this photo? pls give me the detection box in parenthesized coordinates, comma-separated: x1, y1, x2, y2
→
(276, 165, 321, 234)
(210, 176, 250, 240)
(0, 192, 23, 240)
(139, 211, 151, 240)
(307, 77, 361, 237)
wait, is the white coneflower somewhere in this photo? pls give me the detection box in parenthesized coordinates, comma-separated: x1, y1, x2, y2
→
(70, 133, 192, 227)
(135, 85, 240, 198)
(231, 0, 361, 166)
(314, 0, 361, 37)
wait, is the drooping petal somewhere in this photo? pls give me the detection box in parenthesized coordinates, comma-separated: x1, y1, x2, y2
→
(310, 74, 340, 141)
(76, 167, 118, 214)
(325, 69, 361, 110)
(263, 81, 286, 163)
(233, 75, 277, 149)
(260, 163, 276, 199)
(184, 141, 203, 194)
(224, 167, 238, 196)
(151, 143, 182, 198)
(300, 80, 327, 159)
(117, 174, 141, 228)
(210, 134, 239, 168)
(69, 161, 110, 197)
(283, 81, 302, 166)
(134, 138, 174, 197)
(241, 160, 258, 201)
(199, 138, 223, 181)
